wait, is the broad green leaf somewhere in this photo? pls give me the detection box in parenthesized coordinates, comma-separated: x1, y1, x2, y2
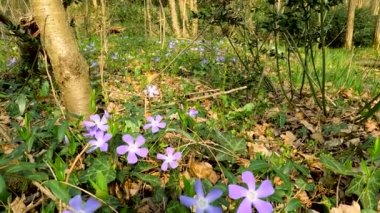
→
(360, 170, 380, 210)
(39, 80, 50, 97)
(346, 176, 364, 195)
(57, 121, 68, 143)
(53, 156, 67, 181)
(90, 172, 109, 199)
(166, 200, 189, 213)
(131, 172, 160, 187)
(133, 162, 156, 172)
(320, 154, 355, 176)
(245, 160, 269, 173)
(5, 162, 41, 173)
(211, 130, 246, 162)
(295, 178, 315, 192)
(0, 175, 10, 202)
(80, 156, 116, 184)
(24, 172, 49, 181)
(285, 198, 302, 212)
(45, 180, 70, 202)
(16, 94, 27, 115)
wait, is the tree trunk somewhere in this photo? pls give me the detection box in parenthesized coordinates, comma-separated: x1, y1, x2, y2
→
(189, 0, 198, 37)
(168, 0, 181, 38)
(345, 0, 356, 49)
(371, 0, 379, 15)
(374, 14, 380, 50)
(178, 0, 189, 38)
(32, 0, 91, 118)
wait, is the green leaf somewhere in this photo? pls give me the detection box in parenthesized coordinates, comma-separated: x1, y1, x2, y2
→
(285, 198, 302, 212)
(80, 156, 116, 184)
(24, 172, 49, 181)
(45, 180, 70, 202)
(166, 200, 189, 213)
(57, 121, 68, 143)
(16, 94, 27, 115)
(90, 172, 109, 199)
(320, 154, 355, 176)
(39, 80, 50, 97)
(211, 130, 246, 162)
(245, 160, 269, 172)
(0, 175, 10, 202)
(53, 156, 67, 181)
(131, 172, 160, 187)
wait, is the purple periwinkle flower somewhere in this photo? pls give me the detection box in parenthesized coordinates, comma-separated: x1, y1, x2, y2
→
(216, 56, 225, 63)
(90, 60, 98, 68)
(83, 114, 109, 132)
(87, 131, 112, 153)
(180, 179, 223, 213)
(111, 52, 118, 60)
(201, 58, 209, 65)
(116, 134, 148, 164)
(188, 108, 198, 118)
(143, 115, 166, 133)
(7, 57, 17, 68)
(157, 147, 182, 171)
(144, 85, 159, 98)
(168, 41, 176, 49)
(84, 42, 96, 52)
(63, 195, 101, 213)
(228, 171, 275, 213)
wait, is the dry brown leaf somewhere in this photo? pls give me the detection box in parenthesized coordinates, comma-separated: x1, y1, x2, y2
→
(281, 131, 297, 146)
(11, 196, 27, 213)
(189, 159, 219, 184)
(273, 176, 283, 186)
(330, 201, 361, 213)
(295, 190, 312, 208)
(311, 132, 324, 143)
(365, 119, 379, 132)
(123, 180, 142, 200)
(247, 142, 272, 157)
(300, 120, 315, 133)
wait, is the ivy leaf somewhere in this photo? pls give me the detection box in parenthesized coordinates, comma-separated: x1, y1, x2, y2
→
(320, 154, 356, 176)
(131, 172, 160, 187)
(45, 180, 70, 202)
(211, 130, 246, 162)
(80, 156, 116, 184)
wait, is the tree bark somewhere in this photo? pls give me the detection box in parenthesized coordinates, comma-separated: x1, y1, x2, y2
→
(345, 0, 356, 49)
(32, 0, 91, 118)
(168, 0, 181, 38)
(371, 0, 379, 15)
(189, 0, 198, 37)
(178, 0, 189, 38)
(374, 14, 380, 50)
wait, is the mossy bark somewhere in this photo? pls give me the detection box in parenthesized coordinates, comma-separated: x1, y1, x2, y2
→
(32, 0, 91, 118)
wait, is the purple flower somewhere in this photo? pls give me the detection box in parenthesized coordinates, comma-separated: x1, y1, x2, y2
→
(7, 57, 17, 68)
(116, 134, 148, 164)
(168, 41, 176, 49)
(231, 57, 237, 63)
(216, 56, 225, 63)
(157, 147, 182, 171)
(90, 60, 98, 68)
(153, 57, 160, 63)
(188, 108, 198, 118)
(228, 171, 275, 213)
(111, 52, 118, 60)
(199, 47, 205, 53)
(63, 195, 101, 213)
(83, 114, 109, 132)
(143, 85, 159, 98)
(180, 179, 223, 213)
(84, 126, 99, 138)
(143, 115, 166, 133)
(201, 58, 209, 65)
(87, 131, 112, 153)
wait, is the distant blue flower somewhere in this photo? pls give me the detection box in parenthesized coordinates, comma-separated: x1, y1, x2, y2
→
(153, 57, 160, 63)
(7, 57, 17, 68)
(201, 58, 209, 65)
(231, 57, 237, 63)
(168, 41, 176, 49)
(144, 85, 159, 98)
(143, 115, 166, 133)
(188, 108, 198, 118)
(90, 60, 98, 68)
(180, 179, 223, 213)
(84, 42, 96, 52)
(216, 56, 225, 63)
(111, 52, 118, 60)
(63, 195, 101, 213)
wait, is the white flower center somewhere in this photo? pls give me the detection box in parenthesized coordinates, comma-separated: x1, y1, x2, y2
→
(129, 144, 138, 153)
(196, 197, 208, 209)
(246, 190, 257, 201)
(75, 210, 86, 213)
(165, 154, 173, 162)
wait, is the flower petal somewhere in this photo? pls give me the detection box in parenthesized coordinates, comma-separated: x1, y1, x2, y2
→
(252, 198, 273, 213)
(143, 124, 152, 130)
(195, 179, 204, 197)
(168, 160, 178, 169)
(173, 152, 182, 160)
(147, 116, 154, 122)
(166, 147, 175, 155)
(242, 171, 256, 190)
(122, 134, 134, 144)
(84, 198, 101, 212)
(155, 115, 163, 122)
(205, 205, 223, 213)
(157, 122, 166, 128)
(205, 188, 223, 202)
(69, 195, 83, 210)
(103, 133, 112, 142)
(116, 145, 128, 155)
(90, 114, 100, 122)
(179, 196, 197, 208)
(136, 147, 148, 157)
(99, 143, 108, 152)
(135, 135, 145, 147)
(157, 153, 167, 160)
(256, 180, 275, 198)
(161, 162, 169, 171)
(151, 126, 159, 133)
(127, 152, 138, 164)
(228, 184, 248, 200)
(236, 198, 253, 213)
